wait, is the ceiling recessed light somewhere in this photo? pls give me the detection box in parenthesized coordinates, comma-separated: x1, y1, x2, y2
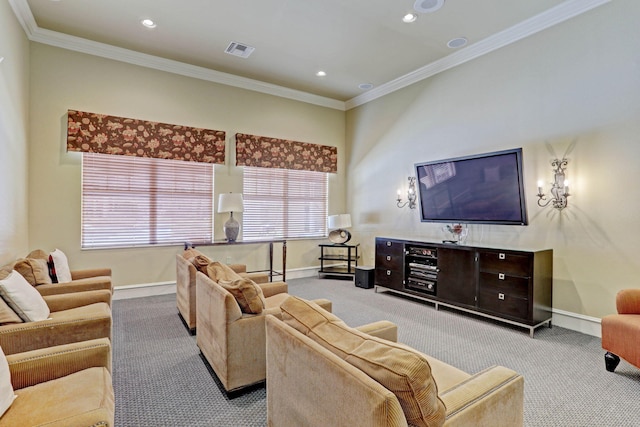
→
(358, 83, 374, 90)
(141, 19, 156, 29)
(447, 37, 468, 49)
(413, 0, 445, 13)
(402, 13, 417, 23)
(316, 71, 327, 77)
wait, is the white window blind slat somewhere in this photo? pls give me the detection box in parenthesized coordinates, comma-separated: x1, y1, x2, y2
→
(242, 167, 328, 240)
(82, 153, 213, 248)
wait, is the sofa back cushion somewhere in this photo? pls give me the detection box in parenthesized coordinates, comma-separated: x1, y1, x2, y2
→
(281, 296, 446, 427)
(13, 258, 53, 286)
(0, 297, 22, 325)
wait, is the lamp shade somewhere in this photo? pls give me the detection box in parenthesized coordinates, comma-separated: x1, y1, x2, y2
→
(327, 214, 351, 230)
(218, 193, 244, 213)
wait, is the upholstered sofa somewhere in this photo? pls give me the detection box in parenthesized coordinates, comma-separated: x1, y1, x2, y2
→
(0, 289, 112, 355)
(1, 338, 114, 426)
(266, 297, 525, 427)
(176, 248, 268, 332)
(601, 288, 640, 372)
(1, 251, 112, 298)
(196, 267, 331, 394)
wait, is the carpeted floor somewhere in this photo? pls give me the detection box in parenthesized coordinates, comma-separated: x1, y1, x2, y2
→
(113, 277, 640, 426)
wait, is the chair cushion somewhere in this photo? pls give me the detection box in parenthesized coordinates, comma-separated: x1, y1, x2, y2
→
(281, 296, 446, 427)
(0, 297, 22, 325)
(5, 367, 114, 426)
(13, 258, 53, 286)
(0, 271, 50, 322)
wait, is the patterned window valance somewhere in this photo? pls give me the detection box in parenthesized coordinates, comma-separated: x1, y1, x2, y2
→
(67, 110, 226, 164)
(235, 133, 337, 173)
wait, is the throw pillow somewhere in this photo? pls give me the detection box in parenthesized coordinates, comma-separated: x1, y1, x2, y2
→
(182, 248, 202, 260)
(205, 261, 243, 283)
(0, 297, 22, 325)
(13, 258, 53, 286)
(0, 346, 17, 418)
(281, 296, 446, 427)
(49, 249, 72, 283)
(218, 277, 265, 314)
(0, 271, 51, 322)
(190, 255, 211, 275)
(26, 249, 48, 260)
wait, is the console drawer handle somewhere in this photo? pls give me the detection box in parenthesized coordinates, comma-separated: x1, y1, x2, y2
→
(498, 273, 505, 280)
(386, 241, 392, 247)
(386, 256, 391, 261)
(498, 293, 505, 300)
(499, 253, 506, 260)
(386, 270, 391, 276)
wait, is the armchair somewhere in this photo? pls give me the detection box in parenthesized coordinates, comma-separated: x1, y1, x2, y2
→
(0, 289, 111, 355)
(266, 297, 524, 427)
(601, 289, 640, 371)
(2, 338, 114, 426)
(176, 249, 268, 333)
(196, 270, 331, 394)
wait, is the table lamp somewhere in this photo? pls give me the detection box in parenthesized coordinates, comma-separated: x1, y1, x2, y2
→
(327, 214, 352, 244)
(218, 193, 244, 242)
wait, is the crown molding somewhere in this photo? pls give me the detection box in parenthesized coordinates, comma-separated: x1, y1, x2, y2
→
(10, 0, 609, 112)
(345, 0, 611, 109)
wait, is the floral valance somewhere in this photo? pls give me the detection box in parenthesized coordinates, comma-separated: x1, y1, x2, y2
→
(67, 110, 226, 164)
(235, 133, 337, 173)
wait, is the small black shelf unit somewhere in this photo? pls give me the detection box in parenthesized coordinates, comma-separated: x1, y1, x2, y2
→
(318, 243, 360, 279)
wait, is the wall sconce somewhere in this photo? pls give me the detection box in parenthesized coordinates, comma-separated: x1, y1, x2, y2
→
(397, 176, 417, 209)
(537, 158, 570, 210)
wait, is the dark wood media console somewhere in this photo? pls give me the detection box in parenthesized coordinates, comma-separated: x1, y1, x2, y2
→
(374, 237, 553, 337)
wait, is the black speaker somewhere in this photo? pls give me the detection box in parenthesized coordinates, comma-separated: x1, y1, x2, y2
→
(355, 266, 375, 289)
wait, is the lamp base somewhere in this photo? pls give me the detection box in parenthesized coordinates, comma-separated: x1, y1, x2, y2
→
(328, 229, 351, 244)
(224, 214, 240, 242)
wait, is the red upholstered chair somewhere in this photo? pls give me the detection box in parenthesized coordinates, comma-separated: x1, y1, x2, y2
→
(601, 289, 640, 372)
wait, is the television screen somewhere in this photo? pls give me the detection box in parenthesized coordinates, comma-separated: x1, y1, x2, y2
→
(414, 148, 528, 225)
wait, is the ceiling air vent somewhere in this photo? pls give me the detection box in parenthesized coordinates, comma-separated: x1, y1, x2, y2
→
(225, 42, 255, 58)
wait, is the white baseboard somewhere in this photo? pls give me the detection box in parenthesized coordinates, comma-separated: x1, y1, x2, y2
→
(113, 267, 320, 300)
(113, 281, 176, 300)
(552, 308, 602, 338)
(113, 271, 604, 339)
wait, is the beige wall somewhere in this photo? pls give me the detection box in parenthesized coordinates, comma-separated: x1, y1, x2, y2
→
(0, 1, 30, 265)
(346, 0, 640, 320)
(28, 44, 345, 286)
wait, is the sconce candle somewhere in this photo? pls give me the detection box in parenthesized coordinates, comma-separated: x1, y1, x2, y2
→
(396, 177, 417, 209)
(537, 158, 570, 210)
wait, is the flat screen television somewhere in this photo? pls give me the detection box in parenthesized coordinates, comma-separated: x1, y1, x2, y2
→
(414, 148, 528, 225)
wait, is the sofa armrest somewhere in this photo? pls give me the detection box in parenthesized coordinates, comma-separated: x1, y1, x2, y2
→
(44, 289, 112, 311)
(439, 365, 524, 426)
(6, 338, 112, 390)
(71, 268, 112, 280)
(0, 302, 112, 355)
(355, 320, 398, 342)
(617, 289, 640, 314)
(258, 281, 288, 298)
(229, 264, 247, 274)
(243, 271, 269, 284)
(36, 276, 113, 296)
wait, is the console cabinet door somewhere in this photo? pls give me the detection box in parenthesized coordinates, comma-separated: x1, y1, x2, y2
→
(375, 239, 404, 291)
(437, 247, 476, 308)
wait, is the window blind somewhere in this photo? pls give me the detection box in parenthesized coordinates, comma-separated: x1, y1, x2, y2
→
(81, 152, 213, 248)
(242, 167, 328, 240)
